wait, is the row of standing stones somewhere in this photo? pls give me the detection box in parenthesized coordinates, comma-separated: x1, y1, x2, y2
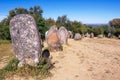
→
(45, 25, 70, 51)
(9, 14, 72, 67)
(9, 14, 120, 67)
(74, 32, 120, 39)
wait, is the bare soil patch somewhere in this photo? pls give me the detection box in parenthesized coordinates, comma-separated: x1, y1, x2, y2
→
(44, 38, 120, 80)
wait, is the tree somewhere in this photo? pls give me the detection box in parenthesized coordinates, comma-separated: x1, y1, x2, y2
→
(45, 18, 55, 27)
(0, 26, 10, 40)
(109, 18, 120, 28)
(109, 18, 120, 36)
(56, 15, 68, 27)
(72, 21, 83, 33)
(0, 6, 47, 40)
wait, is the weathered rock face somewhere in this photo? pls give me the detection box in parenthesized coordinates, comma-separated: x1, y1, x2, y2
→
(45, 30, 48, 41)
(58, 27, 68, 44)
(108, 33, 112, 38)
(85, 33, 90, 38)
(98, 34, 104, 38)
(10, 14, 41, 67)
(68, 31, 73, 38)
(47, 25, 61, 51)
(90, 33, 94, 38)
(74, 33, 82, 40)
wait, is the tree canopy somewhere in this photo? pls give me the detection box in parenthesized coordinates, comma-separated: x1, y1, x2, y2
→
(109, 18, 120, 28)
(0, 5, 120, 40)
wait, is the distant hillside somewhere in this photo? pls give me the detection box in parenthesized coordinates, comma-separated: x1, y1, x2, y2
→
(85, 23, 109, 27)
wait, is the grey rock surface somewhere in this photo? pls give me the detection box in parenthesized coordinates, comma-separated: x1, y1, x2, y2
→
(108, 33, 112, 38)
(90, 33, 94, 38)
(74, 33, 82, 40)
(10, 14, 41, 67)
(85, 33, 90, 38)
(98, 34, 104, 38)
(68, 31, 73, 38)
(46, 25, 61, 51)
(58, 26, 68, 44)
(45, 30, 48, 41)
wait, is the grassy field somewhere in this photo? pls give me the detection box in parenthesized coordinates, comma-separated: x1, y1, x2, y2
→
(0, 40, 52, 80)
(0, 38, 120, 80)
(0, 40, 13, 60)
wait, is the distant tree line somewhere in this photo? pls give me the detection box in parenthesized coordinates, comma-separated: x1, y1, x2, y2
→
(0, 5, 120, 40)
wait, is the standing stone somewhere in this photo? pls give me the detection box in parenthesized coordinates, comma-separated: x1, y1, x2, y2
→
(85, 33, 90, 38)
(10, 14, 41, 67)
(90, 33, 94, 38)
(97, 34, 104, 38)
(47, 25, 61, 51)
(108, 33, 112, 38)
(74, 33, 82, 40)
(58, 26, 68, 44)
(68, 31, 73, 38)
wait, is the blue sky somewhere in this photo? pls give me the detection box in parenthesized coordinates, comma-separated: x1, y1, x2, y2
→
(0, 0, 120, 24)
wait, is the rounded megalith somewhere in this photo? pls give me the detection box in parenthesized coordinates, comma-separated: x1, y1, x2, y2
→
(90, 33, 94, 38)
(46, 25, 61, 51)
(85, 33, 90, 38)
(10, 14, 42, 67)
(74, 33, 82, 40)
(58, 26, 68, 44)
(68, 31, 73, 38)
(108, 33, 112, 38)
(97, 34, 104, 38)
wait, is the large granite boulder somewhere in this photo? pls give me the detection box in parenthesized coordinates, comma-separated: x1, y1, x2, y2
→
(46, 25, 61, 51)
(74, 33, 82, 40)
(90, 33, 94, 38)
(58, 26, 68, 44)
(108, 33, 112, 38)
(85, 33, 90, 38)
(68, 31, 73, 38)
(97, 34, 104, 38)
(10, 14, 41, 67)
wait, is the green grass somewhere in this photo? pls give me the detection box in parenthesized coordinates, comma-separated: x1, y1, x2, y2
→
(0, 40, 11, 45)
(0, 57, 52, 80)
(0, 40, 53, 80)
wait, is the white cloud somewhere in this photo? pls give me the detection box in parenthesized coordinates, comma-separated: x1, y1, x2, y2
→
(0, 15, 7, 21)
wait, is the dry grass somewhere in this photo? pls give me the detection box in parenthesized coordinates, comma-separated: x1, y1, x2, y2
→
(0, 41, 13, 69)
(0, 38, 120, 80)
(0, 40, 53, 80)
(0, 40, 13, 60)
